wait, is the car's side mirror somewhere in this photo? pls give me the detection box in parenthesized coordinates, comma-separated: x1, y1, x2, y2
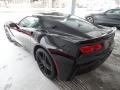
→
(9, 23, 19, 29)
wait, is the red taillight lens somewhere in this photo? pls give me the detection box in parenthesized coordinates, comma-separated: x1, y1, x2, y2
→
(80, 43, 102, 54)
(80, 46, 94, 54)
(94, 43, 102, 50)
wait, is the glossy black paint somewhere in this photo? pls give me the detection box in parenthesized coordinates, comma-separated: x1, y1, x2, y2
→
(85, 9, 120, 29)
(4, 13, 115, 80)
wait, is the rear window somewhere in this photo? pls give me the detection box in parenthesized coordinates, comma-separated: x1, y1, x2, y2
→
(62, 16, 97, 33)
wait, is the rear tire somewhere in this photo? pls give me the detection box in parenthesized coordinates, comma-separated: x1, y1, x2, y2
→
(35, 48, 56, 80)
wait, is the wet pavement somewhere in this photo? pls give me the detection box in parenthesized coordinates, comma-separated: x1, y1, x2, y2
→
(0, 12, 120, 90)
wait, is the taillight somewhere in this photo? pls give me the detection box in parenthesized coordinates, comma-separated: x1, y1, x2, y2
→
(80, 46, 94, 54)
(80, 43, 102, 54)
(94, 43, 102, 50)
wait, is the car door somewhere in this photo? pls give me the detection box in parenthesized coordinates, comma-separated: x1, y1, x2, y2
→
(11, 16, 41, 51)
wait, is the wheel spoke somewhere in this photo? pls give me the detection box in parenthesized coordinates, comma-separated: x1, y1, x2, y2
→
(44, 56, 51, 71)
(38, 62, 42, 66)
(43, 67, 48, 74)
(38, 55, 42, 61)
(43, 53, 46, 60)
(36, 52, 42, 60)
(45, 63, 51, 70)
(39, 65, 44, 69)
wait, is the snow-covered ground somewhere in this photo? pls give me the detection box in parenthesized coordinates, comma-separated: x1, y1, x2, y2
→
(0, 11, 120, 90)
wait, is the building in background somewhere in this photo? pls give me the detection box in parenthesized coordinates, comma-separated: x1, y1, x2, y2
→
(0, 0, 119, 10)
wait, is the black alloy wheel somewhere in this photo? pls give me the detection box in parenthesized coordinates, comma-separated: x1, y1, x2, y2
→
(35, 48, 56, 79)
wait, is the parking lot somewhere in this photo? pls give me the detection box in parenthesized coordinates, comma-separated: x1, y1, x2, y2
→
(0, 12, 120, 90)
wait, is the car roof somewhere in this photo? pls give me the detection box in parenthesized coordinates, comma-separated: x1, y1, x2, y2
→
(33, 12, 65, 16)
(32, 12, 69, 21)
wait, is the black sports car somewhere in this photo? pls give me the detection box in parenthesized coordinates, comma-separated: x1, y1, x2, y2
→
(85, 8, 120, 29)
(4, 12, 115, 81)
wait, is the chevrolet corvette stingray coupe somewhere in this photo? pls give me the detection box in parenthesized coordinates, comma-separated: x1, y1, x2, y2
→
(4, 12, 115, 81)
(85, 8, 120, 29)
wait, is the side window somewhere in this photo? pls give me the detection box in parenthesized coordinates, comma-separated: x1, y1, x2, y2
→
(19, 17, 30, 27)
(19, 17, 42, 28)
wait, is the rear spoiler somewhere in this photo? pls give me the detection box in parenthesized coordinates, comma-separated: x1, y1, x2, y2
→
(96, 25, 116, 34)
(107, 27, 116, 34)
(76, 26, 116, 45)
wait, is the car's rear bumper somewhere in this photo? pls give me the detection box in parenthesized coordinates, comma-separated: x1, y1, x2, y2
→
(70, 49, 112, 79)
(50, 48, 112, 81)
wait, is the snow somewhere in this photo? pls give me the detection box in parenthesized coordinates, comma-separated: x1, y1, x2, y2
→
(0, 11, 120, 90)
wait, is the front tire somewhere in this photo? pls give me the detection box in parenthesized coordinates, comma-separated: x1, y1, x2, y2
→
(35, 48, 56, 80)
(4, 25, 13, 42)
